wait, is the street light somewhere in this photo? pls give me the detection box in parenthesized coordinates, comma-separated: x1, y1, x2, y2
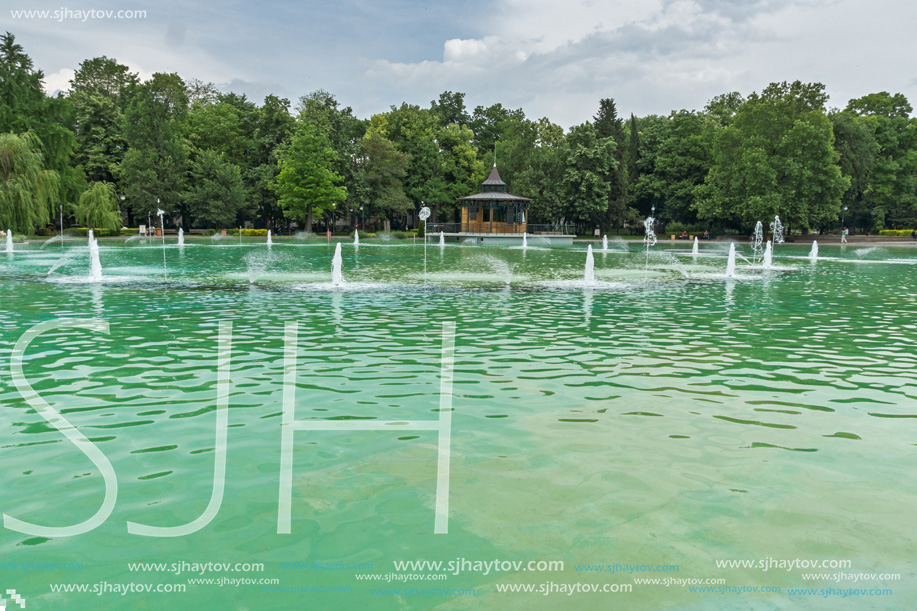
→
(360, 204, 364, 231)
(842, 205, 848, 230)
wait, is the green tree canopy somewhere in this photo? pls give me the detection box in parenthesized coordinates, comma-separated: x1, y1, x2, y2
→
(562, 122, 619, 226)
(186, 150, 248, 228)
(73, 181, 122, 231)
(68, 56, 138, 185)
(696, 81, 848, 230)
(843, 92, 917, 229)
(359, 128, 410, 218)
(120, 72, 189, 224)
(0, 131, 60, 232)
(0, 32, 82, 207)
(632, 111, 714, 225)
(273, 122, 346, 230)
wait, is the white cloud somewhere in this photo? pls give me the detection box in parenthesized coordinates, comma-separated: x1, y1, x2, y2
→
(42, 68, 75, 95)
(361, 0, 917, 127)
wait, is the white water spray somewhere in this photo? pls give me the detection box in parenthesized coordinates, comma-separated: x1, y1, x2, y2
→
(584, 244, 596, 286)
(692, 237, 699, 255)
(522, 232, 528, 249)
(267, 230, 273, 246)
(157, 208, 167, 280)
(602, 235, 608, 251)
(178, 227, 184, 246)
(88, 230, 103, 282)
(763, 240, 773, 269)
(352, 230, 358, 247)
(5, 229, 12, 253)
(331, 242, 345, 286)
(808, 240, 818, 262)
(439, 231, 445, 247)
(725, 242, 736, 278)
(770, 216, 785, 244)
(643, 217, 657, 271)
(752, 221, 764, 264)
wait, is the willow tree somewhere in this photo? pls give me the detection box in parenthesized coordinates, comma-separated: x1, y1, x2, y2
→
(0, 131, 59, 232)
(73, 181, 122, 231)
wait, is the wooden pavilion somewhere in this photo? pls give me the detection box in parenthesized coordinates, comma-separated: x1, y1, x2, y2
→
(457, 164, 530, 234)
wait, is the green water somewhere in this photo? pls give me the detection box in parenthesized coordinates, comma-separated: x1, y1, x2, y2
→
(1, 237, 915, 610)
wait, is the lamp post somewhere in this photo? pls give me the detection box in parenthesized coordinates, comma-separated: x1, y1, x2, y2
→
(842, 205, 848, 232)
(419, 204, 431, 285)
(360, 204, 364, 232)
(148, 210, 152, 244)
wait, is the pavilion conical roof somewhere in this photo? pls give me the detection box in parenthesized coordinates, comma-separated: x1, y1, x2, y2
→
(482, 164, 506, 187)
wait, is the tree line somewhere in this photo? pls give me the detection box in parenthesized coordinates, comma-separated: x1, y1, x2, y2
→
(1, 32, 915, 236)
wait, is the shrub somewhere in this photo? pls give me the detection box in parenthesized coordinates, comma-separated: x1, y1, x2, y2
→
(663, 222, 707, 236)
(121, 228, 140, 236)
(66, 227, 121, 237)
(879, 229, 916, 236)
(227, 228, 268, 236)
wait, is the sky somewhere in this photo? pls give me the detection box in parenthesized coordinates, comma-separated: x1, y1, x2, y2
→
(5, 0, 917, 128)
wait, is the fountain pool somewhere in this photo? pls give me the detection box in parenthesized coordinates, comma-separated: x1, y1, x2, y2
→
(0, 239, 915, 609)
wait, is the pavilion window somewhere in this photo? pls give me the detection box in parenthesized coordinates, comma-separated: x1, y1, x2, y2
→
(493, 207, 506, 223)
(469, 206, 478, 221)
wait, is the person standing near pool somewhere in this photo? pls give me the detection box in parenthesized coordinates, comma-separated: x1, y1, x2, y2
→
(841, 227, 848, 243)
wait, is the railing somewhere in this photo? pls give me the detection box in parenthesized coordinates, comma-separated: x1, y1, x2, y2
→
(426, 223, 574, 235)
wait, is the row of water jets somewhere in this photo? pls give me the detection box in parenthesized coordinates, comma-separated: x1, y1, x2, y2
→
(16, 214, 818, 285)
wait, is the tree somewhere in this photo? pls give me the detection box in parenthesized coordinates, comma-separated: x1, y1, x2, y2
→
(632, 111, 714, 225)
(273, 122, 346, 231)
(359, 129, 411, 219)
(431, 91, 470, 127)
(185, 150, 248, 228)
(68, 56, 138, 185)
(297, 90, 367, 225)
(249, 95, 295, 229)
(0, 131, 60, 232)
(380, 103, 484, 223)
(624, 114, 640, 186)
(503, 117, 566, 224)
(119, 73, 189, 225)
(0, 32, 82, 207)
(73, 181, 122, 231)
(468, 103, 526, 158)
(704, 92, 744, 127)
(830, 110, 878, 231)
(844, 92, 917, 229)
(562, 123, 618, 227)
(695, 82, 848, 230)
(594, 98, 625, 143)
(593, 98, 629, 227)
(186, 99, 249, 167)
